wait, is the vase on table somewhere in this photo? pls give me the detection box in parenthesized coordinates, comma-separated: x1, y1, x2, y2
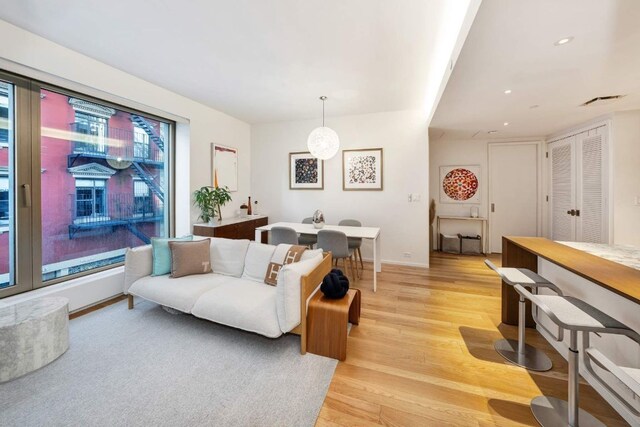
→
(312, 210, 325, 229)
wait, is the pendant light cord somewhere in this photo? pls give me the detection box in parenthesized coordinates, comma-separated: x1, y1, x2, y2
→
(322, 98, 325, 127)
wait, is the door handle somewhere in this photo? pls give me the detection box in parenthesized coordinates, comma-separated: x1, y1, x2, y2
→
(566, 209, 576, 216)
(22, 184, 31, 207)
(491, 203, 495, 213)
(575, 209, 580, 217)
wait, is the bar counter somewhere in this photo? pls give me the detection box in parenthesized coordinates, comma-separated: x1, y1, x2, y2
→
(502, 236, 640, 326)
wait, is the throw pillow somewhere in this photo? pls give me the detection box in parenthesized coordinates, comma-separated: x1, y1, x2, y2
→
(264, 244, 307, 286)
(168, 239, 212, 278)
(151, 235, 193, 276)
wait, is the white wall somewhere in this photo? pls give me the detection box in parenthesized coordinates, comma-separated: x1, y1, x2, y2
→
(251, 110, 429, 267)
(0, 20, 251, 309)
(429, 137, 544, 246)
(611, 110, 640, 246)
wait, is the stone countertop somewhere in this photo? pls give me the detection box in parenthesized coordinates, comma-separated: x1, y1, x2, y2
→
(0, 297, 69, 327)
(557, 241, 640, 271)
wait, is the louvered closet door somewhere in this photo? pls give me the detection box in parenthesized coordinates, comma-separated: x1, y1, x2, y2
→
(550, 138, 576, 241)
(577, 133, 607, 243)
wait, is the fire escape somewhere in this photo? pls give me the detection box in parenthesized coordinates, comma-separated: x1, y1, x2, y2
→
(67, 115, 165, 244)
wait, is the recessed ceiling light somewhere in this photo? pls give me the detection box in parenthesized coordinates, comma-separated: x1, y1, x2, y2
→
(503, 122, 509, 126)
(504, 89, 512, 94)
(487, 130, 498, 134)
(554, 36, 574, 46)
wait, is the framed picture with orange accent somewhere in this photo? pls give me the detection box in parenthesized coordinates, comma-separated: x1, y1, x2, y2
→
(289, 151, 324, 190)
(439, 165, 481, 203)
(212, 144, 238, 191)
(342, 148, 383, 191)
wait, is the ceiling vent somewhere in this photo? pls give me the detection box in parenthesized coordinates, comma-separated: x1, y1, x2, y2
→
(581, 95, 625, 107)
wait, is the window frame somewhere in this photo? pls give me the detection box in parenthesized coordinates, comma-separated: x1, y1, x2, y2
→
(0, 69, 175, 297)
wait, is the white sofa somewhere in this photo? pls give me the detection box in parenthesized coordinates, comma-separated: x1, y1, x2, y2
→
(123, 237, 331, 350)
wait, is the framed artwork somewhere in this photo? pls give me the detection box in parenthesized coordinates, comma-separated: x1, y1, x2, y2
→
(439, 165, 481, 203)
(212, 144, 238, 191)
(289, 152, 324, 190)
(342, 148, 383, 191)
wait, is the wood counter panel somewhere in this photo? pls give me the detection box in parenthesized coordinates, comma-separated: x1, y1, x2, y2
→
(502, 236, 640, 326)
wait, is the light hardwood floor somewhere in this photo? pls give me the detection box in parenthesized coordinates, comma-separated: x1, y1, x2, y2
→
(316, 252, 628, 426)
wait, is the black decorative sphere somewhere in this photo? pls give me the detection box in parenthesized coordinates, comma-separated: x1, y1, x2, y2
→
(320, 269, 350, 299)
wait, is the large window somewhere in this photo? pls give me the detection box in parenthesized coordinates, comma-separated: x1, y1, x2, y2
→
(0, 70, 173, 297)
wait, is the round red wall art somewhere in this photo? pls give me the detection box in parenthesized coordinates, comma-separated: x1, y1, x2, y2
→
(442, 168, 479, 201)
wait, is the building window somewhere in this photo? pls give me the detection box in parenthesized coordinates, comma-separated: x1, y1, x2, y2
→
(133, 124, 149, 159)
(75, 179, 106, 220)
(73, 112, 108, 153)
(0, 176, 8, 224)
(133, 179, 153, 216)
(0, 86, 9, 145)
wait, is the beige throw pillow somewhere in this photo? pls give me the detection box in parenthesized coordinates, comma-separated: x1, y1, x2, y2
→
(264, 244, 307, 286)
(168, 239, 212, 278)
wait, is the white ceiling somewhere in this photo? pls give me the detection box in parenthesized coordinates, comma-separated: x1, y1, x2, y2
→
(430, 0, 640, 141)
(0, 0, 467, 124)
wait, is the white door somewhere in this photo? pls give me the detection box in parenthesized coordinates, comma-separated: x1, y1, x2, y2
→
(576, 133, 608, 243)
(489, 142, 539, 253)
(550, 137, 576, 241)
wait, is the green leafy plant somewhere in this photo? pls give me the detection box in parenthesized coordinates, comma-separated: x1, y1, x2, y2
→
(193, 186, 232, 222)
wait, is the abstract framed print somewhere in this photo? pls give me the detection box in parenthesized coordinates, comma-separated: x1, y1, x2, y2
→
(439, 165, 481, 203)
(289, 152, 324, 190)
(212, 144, 238, 191)
(342, 148, 383, 191)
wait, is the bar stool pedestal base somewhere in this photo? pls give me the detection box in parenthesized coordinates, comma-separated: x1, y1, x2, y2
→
(494, 339, 552, 372)
(531, 396, 605, 427)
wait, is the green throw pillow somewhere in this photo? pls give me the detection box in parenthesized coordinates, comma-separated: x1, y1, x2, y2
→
(151, 235, 194, 276)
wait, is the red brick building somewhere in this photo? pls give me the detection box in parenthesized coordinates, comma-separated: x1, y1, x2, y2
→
(0, 88, 167, 282)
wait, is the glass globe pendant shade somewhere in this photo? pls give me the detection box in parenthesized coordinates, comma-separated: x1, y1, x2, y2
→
(307, 126, 340, 160)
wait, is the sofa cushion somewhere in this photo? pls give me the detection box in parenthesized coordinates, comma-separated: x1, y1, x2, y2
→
(276, 253, 324, 333)
(300, 248, 323, 261)
(191, 278, 282, 338)
(242, 242, 276, 283)
(209, 238, 250, 277)
(151, 235, 193, 276)
(169, 239, 212, 278)
(128, 273, 232, 313)
(124, 245, 152, 294)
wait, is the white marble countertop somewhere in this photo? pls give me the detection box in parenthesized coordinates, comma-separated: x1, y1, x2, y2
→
(558, 241, 640, 270)
(0, 297, 69, 327)
(193, 214, 268, 228)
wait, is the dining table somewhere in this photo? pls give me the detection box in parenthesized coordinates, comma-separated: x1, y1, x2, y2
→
(255, 222, 382, 292)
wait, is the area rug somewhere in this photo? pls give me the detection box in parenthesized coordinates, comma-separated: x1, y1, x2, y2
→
(0, 300, 337, 427)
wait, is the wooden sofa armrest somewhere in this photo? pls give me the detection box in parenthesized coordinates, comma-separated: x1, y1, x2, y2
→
(290, 252, 332, 354)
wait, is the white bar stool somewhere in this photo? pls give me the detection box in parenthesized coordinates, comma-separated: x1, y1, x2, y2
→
(583, 330, 640, 425)
(485, 260, 563, 371)
(514, 284, 638, 427)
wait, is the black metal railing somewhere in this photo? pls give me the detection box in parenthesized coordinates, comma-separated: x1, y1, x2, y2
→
(69, 123, 164, 164)
(70, 193, 163, 225)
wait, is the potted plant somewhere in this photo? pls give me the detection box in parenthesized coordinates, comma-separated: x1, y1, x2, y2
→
(193, 186, 232, 223)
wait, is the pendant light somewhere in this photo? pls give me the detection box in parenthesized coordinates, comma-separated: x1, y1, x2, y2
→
(307, 96, 339, 160)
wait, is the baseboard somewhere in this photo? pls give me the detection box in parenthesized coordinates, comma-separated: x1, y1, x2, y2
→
(360, 257, 429, 269)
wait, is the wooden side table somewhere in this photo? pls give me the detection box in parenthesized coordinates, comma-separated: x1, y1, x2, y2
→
(306, 289, 361, 361)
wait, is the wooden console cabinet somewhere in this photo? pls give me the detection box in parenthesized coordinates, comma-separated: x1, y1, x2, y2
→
(193, 215, 268, 242)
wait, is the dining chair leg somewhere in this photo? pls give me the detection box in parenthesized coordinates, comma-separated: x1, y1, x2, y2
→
(349, 256, 357, 282)
(351, 254, 360, 280)
(357, 248, 364, 272)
